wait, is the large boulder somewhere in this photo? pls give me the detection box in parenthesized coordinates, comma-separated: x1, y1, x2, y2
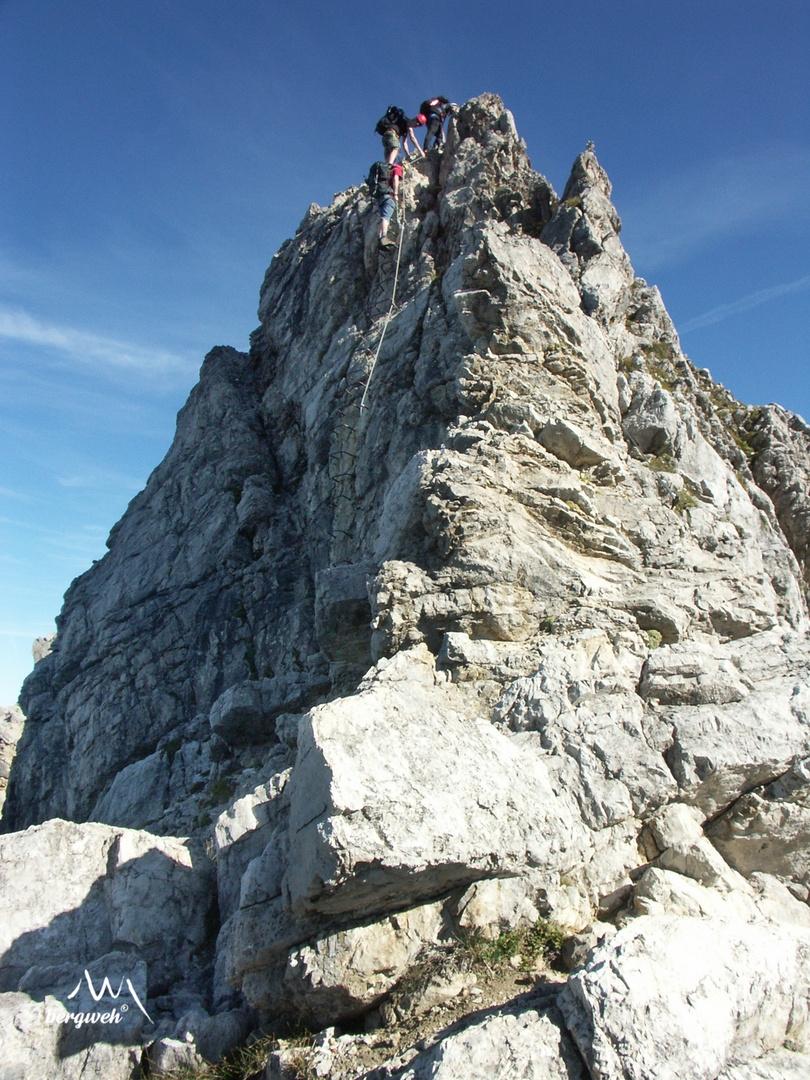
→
(0, 819, 214, 995)
(559, 915, 810, 1080)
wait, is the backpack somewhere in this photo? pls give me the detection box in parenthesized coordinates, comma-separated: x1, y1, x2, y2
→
(375, 105, 407, 136)
(420, 96, 450, 120)
(367, 161, 392, 199)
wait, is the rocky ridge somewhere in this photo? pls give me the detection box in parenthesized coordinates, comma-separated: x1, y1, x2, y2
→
(3, 93, 810, 1079)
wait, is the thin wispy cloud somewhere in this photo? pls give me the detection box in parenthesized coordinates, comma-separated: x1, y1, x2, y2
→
(0, 486, 33, 502)
(0, 628, 48, 639)
(0, 305, 199, 383)
(55, 465, 146, 491)
(622, 144, 810, 271)
(680, 274, 810, 332)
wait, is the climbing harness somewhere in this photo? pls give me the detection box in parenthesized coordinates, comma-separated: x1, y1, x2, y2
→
(360, 201, 407, 410)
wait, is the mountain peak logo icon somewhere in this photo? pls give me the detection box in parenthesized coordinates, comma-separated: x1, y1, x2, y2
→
(67, 969, 153, 1024)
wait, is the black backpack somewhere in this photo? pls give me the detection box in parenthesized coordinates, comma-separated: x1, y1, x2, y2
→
(375, 105, 407, 136)
(367, 161, 392, 199)
(420, 96, 450, 120)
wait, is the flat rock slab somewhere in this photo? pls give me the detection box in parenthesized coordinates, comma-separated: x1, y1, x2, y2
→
(283, 648, 590, 919)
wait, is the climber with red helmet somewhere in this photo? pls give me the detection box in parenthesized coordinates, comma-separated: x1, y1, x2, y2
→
(419, 97, 456, 152)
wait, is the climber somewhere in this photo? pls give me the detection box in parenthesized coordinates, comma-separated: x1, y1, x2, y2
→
(375, 105, 425, 164)
(419, 97, 457, 152)
(367, 160, 403, 248)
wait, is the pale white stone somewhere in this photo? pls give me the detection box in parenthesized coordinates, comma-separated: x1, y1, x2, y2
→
(560, 915, 810, 1080)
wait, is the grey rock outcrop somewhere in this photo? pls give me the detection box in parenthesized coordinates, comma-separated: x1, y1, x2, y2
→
(0, 819, 227, 1079)
(7, 95, 809, 837)
(0, 704, 24, 816)
(0, 819, 214, 996)
(3, 93, 810, 1078)
(746, 404, 810, 594)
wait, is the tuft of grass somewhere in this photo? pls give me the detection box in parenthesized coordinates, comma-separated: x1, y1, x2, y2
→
(674, 489, 697, 516)
(648, 454, 677, 473)
(278, 1048, 318, 1080)
(204, 776, 236, 808)
(645, 361, 676, 391)
(648, 341, 675, 361)
(728, 429, 756, 460)
(158, 1031, 292, 1080)
(462, 918, 567, 973)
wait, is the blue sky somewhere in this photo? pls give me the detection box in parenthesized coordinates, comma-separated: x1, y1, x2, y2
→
(2, 0, 809, 703)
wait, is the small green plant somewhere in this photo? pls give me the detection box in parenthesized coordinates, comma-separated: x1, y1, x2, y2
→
(463, 919, 567, 973)
(520, 920, 567, 969)
(474, 928, 523, 969)
(674, 489, 697, 515)
(158, 1031, 289, 1080)
(646, 629, 663, 650)
(648, 453, 677, 473)
(203, 775, 235, 808)
(649, 341, 675, 361)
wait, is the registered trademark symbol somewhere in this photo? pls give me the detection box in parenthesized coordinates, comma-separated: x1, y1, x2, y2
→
(121, 1004, 129, 1011)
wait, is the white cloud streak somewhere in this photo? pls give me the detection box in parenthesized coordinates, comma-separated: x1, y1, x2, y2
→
(680, 274, 810, 332)
(0, 305, 199, 382)
(622, 144, 810, 271)
(55, 470, 143, 491)
(0, 486, 32, 502)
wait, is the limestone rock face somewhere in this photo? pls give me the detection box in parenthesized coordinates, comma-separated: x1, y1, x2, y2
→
(0, 704, 24, 816)
(747, 404, 810, 595)
(3, 93, 810, 1077)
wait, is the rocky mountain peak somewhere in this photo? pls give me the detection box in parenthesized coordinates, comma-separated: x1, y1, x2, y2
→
(562, 146, 614, 202)
(6, 89, 810, 830)
(3, 93, 810, 1079)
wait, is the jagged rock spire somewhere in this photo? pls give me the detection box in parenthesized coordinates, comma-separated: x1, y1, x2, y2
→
(541, 147, 630, 320)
